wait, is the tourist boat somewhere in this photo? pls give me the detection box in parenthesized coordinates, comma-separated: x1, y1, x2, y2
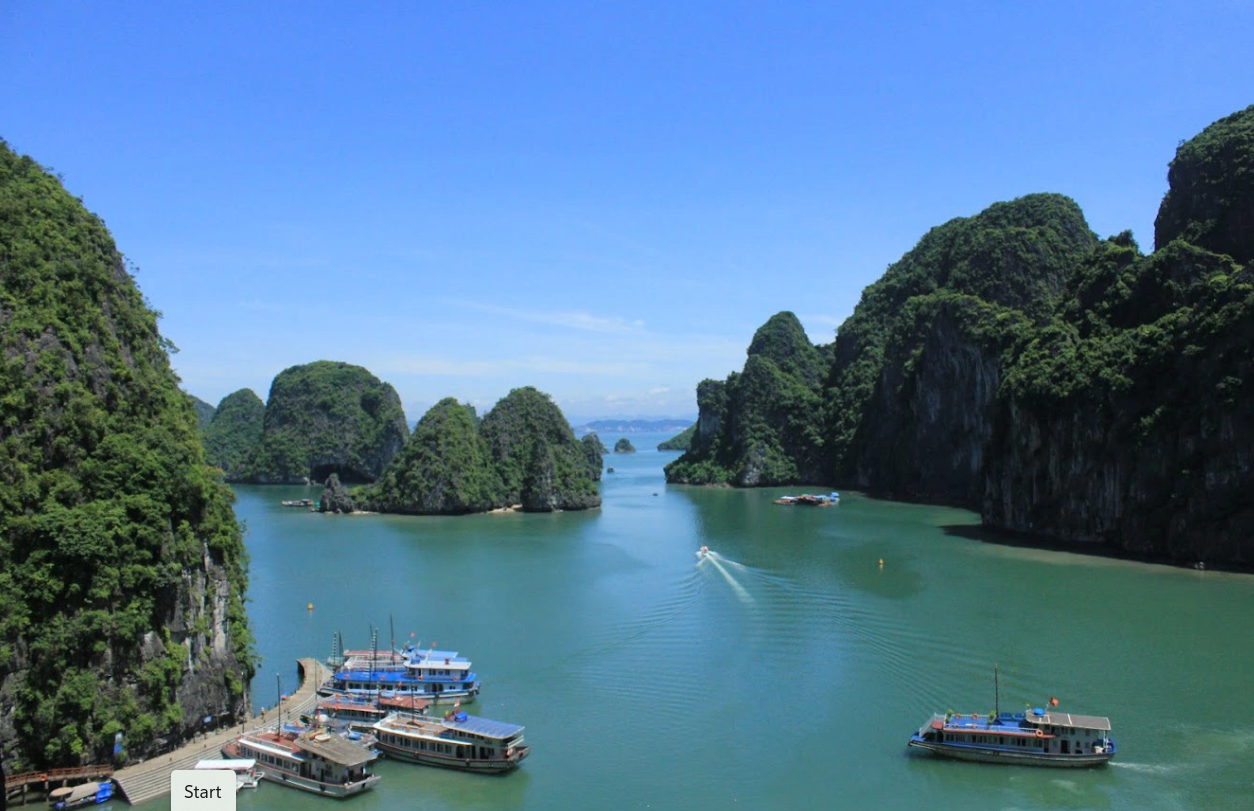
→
(281, 498, 315, 507)
(222, 727, 380, 797)
(773, 492, 839, 506)
(320, 643, 481, 705)
(47, 782, 113, 809)
(303, 693, 431, 734)
(194, 758, 263, 791)
(372, 709, 529, 773)
(907, 669, 1116, 767)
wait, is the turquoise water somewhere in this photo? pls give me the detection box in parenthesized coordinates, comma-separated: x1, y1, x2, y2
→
(143, 433, 1254, 809)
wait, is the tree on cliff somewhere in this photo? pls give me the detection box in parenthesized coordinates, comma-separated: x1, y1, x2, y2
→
(0, 140, 255, 768)
(242, 361, 409, 484)
(203, 388, 265, 480)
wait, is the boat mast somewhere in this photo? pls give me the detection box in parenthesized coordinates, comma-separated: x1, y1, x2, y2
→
(389, 614, 396, 665)
(276, 673, 282, 731)
(994, 663, 1000, 718)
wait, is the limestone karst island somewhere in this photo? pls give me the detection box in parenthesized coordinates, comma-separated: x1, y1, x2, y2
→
(3, 22, 1254, 808)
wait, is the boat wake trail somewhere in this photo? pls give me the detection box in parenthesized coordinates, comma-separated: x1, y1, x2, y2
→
(699, 552, 755, 605)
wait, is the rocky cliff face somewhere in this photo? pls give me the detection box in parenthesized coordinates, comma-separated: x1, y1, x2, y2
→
(360, 398, 502, 515)
(580, 432, 605, 481)
(319, 473, 355, 514)
(987, 236, 1254, 565)
(479, 387, 601, 512)
(243, 361, 409, 484)
(203, 388, 265, 480)
(0, 141, 254, 768)
(364, 389, 600, 515)
(665, 312, 828, 486)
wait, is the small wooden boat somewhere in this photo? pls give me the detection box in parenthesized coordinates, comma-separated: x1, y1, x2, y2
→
(773, 492, 839, 506)
(48, 782, 114, 809)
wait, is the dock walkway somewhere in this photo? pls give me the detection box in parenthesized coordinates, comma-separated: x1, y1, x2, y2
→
(112, 657, 329, 805)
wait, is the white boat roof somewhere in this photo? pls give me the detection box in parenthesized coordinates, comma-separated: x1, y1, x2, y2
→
(196, 759, 255, 770)
(1026, 709, 1112, 731)
(238, 737, 306, 762)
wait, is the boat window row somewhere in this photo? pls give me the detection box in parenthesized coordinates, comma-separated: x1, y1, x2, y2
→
(942, 734, 1041, 747)
(380, 732, 462, 755)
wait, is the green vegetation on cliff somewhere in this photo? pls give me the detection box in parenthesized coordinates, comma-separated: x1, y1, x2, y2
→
(187, 394, 216, 430)
(666, 312, 827, 486)
(365, 387, 600, 514)
(666, 105, 1254, 567)
(0, 141, 255, 768)
(360, 399, 501, 514)
(480, 387, 600, 511)
(243, 361, 409, 484)
(613, 438, 636, 453)
(203, 388, 265, 480)
(657, 424, 696, 451)
(580, 432, 605, 481)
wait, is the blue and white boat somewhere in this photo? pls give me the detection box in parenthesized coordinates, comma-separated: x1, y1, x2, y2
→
(908, 707, 1116, 767)
(320, 643, 481, 706)
(907, 670, 1115, 767)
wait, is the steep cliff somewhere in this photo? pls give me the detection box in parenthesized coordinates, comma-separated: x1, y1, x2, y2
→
(479, 387, 600, 511)
(243, 361, 409, 484)
(665, 312, 827, 486)
(187, 394, 216, 431)
(580, 432, 606, 481)
(841, 195, 1096, 503)
(988, 231, 1254, 564)
(203, 388, 265, 481)
(359, 398, 502, 515)
(0, 141, 254, 768)
(1154, 104, 1254, 265)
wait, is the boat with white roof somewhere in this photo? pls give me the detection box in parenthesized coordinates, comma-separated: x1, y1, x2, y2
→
(372, 708, 529, 773)
(222, 726, 380, 797)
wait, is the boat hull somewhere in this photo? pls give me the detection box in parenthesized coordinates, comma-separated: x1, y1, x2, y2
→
(258, 769, 381, 797)
(908, 738, 1114, 767)
(319, 685, 478, 706)
(376, 742, 528, 773)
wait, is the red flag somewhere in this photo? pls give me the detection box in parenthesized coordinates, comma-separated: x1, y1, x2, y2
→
(1049, 697, 1060, 707)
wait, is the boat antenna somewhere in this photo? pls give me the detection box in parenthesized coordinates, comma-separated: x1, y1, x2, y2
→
(994, 663, 1000, 719)
(389, 613, 396, 665)
(371, 625, 380, 712)
(276, 672, 282, 731)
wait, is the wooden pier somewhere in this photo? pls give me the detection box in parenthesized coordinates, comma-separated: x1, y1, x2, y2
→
(108, 657, 329, 805)
(4, 765, 114, 807)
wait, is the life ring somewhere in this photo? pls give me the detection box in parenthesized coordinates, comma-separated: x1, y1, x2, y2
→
(1035, 729, 1044, 738)
(40, 773, 48, 782)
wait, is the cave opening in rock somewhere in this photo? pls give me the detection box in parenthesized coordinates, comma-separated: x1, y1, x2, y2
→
(311, 464, 370, 484)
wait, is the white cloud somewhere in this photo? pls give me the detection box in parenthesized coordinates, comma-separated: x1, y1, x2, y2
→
(438, 298, 645, 334)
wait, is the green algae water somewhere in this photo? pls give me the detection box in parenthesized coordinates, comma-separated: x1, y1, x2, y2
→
(143, 434, 1254, 810)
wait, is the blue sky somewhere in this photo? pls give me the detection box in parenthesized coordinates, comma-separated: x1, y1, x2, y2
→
(3, 2, 1251, 422)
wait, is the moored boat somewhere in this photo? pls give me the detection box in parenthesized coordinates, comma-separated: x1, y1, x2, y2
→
(321, 643, 481, 706)
(194, 758, 263, 792)
(223, 727, 380, 797)
(372, 709, 529, 773)
(47, 782, 113, 810)
(773, 492, 839, 506)
(303, 693, 431, 734)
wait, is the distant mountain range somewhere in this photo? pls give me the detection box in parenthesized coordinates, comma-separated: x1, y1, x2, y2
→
(574, 418, 694, 434)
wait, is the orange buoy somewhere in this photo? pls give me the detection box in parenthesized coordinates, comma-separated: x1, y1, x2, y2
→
(307, 602, 314, 611)
(878, 558, 884, 567)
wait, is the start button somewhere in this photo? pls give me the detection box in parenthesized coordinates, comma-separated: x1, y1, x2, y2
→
(171, 769, 236, 811)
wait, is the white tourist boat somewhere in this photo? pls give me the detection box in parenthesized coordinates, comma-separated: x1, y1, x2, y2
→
(372, 709, 529, 773)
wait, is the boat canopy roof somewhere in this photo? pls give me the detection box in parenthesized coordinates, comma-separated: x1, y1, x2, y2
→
(298, 732, 376, 767)
(1026, 709, 1112, 731)
(444, 714, 525, 739)
(195, 759, 256, 770)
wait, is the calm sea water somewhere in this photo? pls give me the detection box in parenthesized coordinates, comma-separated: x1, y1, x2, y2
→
(142, 432, 1254, 810)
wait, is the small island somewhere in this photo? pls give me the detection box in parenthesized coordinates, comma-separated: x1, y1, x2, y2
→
(614, 438, 636, 453)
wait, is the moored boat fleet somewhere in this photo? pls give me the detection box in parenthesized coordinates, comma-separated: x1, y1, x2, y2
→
(218, 633, 529, 800)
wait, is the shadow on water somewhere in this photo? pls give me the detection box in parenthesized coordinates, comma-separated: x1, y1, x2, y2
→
(939, 522, 1254, 575)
